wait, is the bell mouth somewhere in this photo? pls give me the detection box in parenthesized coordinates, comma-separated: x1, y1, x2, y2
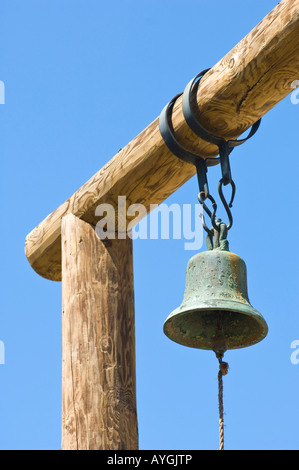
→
(164, 303, 268, 350)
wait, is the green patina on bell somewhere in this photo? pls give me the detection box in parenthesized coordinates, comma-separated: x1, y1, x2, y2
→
(164, 239, 268, 354)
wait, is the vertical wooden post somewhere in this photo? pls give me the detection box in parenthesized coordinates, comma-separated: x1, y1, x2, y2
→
(61, 214, 138, 450)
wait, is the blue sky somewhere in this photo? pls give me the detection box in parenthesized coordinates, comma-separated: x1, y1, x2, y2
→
(1, 0, 299, 450)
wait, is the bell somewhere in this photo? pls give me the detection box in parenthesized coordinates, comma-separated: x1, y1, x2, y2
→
(164, 248, 268, 354)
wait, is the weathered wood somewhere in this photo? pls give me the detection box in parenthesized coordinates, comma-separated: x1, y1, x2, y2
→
(61, 214, 138, 450)
(25, 0, 299, 281)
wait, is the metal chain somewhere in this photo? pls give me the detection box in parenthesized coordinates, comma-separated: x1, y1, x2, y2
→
(198, 168, 236, 246)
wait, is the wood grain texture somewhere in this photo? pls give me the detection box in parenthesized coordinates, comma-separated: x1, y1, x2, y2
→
(25, 0, 299, 281)
(61, 214, 138, 450)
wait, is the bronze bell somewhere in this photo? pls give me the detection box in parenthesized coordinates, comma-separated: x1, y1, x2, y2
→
(164, 247, 268, 354)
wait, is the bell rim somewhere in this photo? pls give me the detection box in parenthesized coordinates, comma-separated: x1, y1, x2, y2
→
(164, 301, 268, 350)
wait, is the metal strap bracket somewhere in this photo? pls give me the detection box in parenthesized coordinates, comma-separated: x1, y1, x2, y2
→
(181, 69, 261, 187)
(158, 68, 262, 234)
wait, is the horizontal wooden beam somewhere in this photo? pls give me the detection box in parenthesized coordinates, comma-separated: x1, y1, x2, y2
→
(25, 0, 299, 281)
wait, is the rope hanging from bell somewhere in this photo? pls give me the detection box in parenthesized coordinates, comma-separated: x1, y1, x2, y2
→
(216, 353, 229, 451)
(159, 68, 268, 451)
